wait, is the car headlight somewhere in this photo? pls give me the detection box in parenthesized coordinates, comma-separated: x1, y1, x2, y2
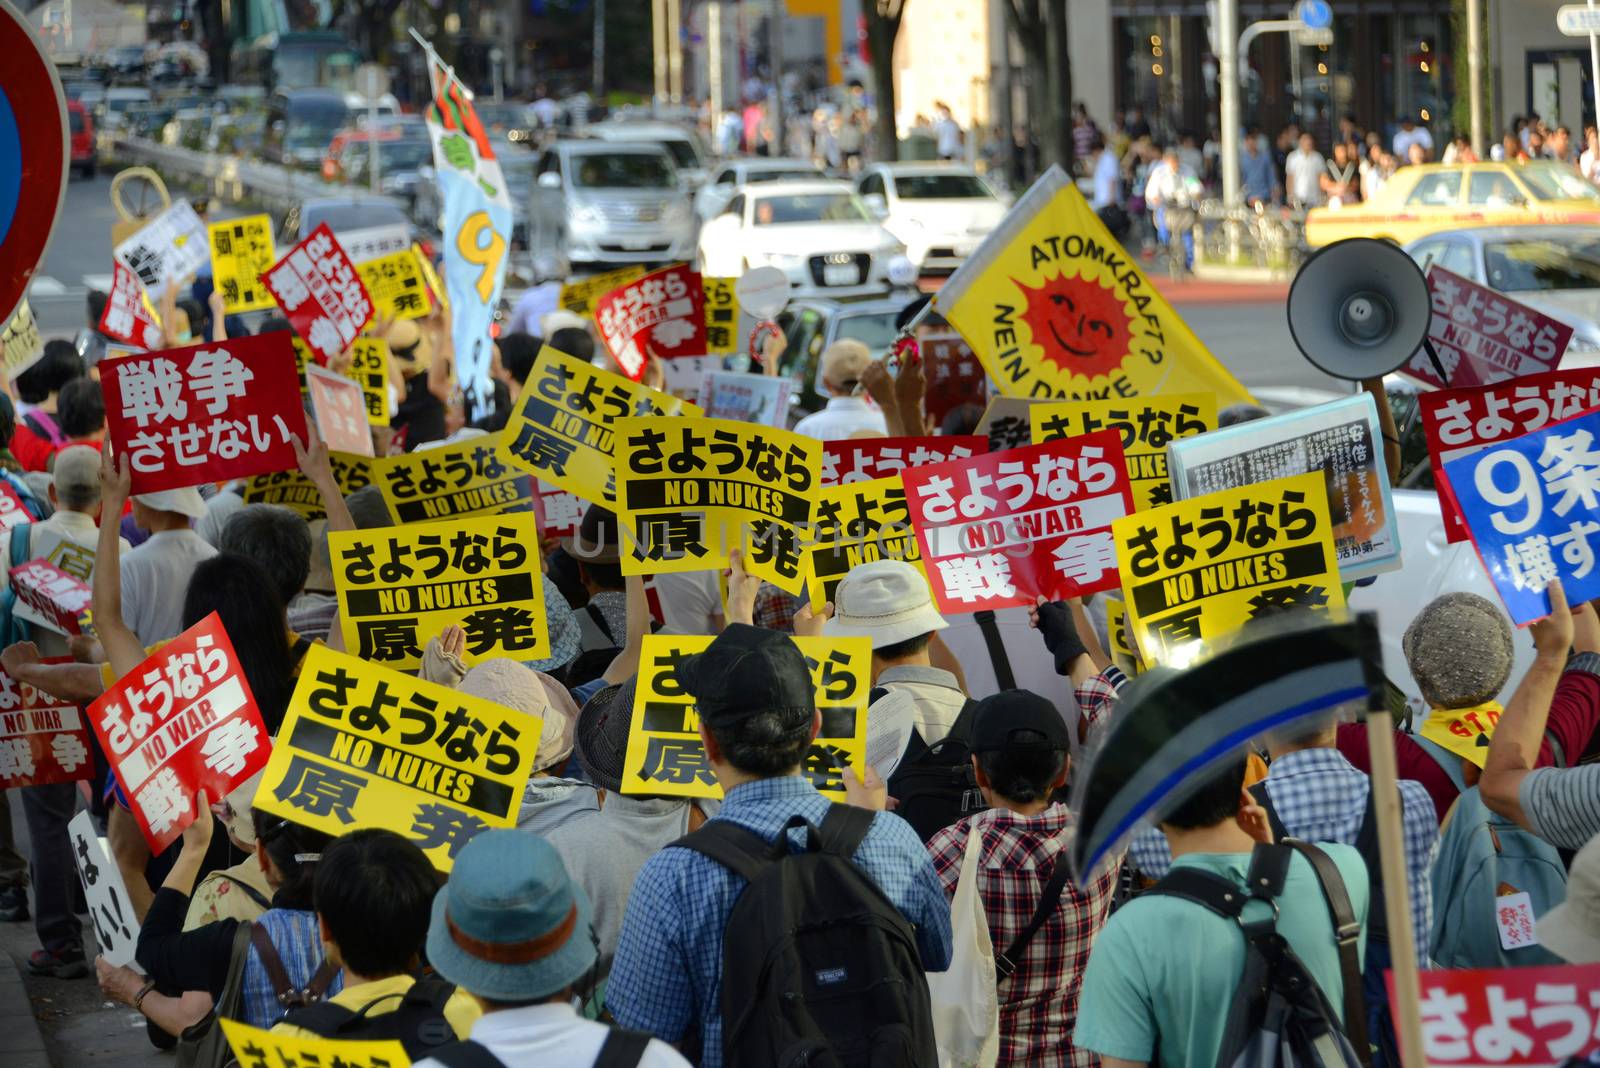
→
(570, 203, 600, 223)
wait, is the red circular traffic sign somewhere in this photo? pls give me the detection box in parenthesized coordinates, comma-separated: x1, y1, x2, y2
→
(0, 0, 69, 330)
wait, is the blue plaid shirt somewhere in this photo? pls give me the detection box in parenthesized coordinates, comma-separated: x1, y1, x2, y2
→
(606, 775, 953, 1066)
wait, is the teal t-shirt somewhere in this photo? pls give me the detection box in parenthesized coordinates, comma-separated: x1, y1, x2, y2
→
(1074, 845, 1369, 1068)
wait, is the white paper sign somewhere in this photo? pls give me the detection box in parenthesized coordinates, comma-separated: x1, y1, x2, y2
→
(68, 811, 141, 967)
(660, 355, 714, 404)
(114, 201, 211, 303)
(698, 370, 793, 428)
(1495, 890, 1539, 951)
(866, 688, 917, 780)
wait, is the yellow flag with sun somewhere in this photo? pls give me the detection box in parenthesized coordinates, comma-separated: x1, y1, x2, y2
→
(932, 166, 1252, 406)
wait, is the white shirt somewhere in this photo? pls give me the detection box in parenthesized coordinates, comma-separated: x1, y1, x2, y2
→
(120, 528, 218, 646)
(1142, 160, 1196, 208)
(507, 283, 562, 337)
(792, 395, 888, 441)
(413, 1002, 690, 1068)
(1091, 149, 1122, 209)
(1284, 148, 1326, 206)
(651, 569, 723, 635)
(935, 115, 962, 157)
(3, 510, 131, 655)
(1392, 126, 1434, 160)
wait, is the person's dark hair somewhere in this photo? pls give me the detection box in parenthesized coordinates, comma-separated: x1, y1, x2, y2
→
(876, 631, 932, 661)
(251, 810, 332, 910)
(86, 290, 108, 329)
(175, 298, 204, 337)
(579, 558, 623, 591)
(706, 707, 813, 777)
(976, 729, 1068, 804)
(314, 829, 439, 977)
(16, 341, 85, 404)
(1160, 756, 1248, 831)
(498, 332, 541, 386)
(1218, 402, 1271, 427)
(57, 378, 105, 438)
(549, 327, 594, 362)
(182, 554, 293, 730)
(218, 504, 312, 603)
(345, 484, 393, 529)
(1089, 132, 1106, 153)
(256, 315, 293, 335)
(940, 402, 984, 437)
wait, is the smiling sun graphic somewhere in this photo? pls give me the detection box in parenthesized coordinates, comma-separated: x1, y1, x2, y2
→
(1016, 272, 1135, 380)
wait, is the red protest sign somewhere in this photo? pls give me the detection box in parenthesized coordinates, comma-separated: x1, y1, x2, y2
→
(1403, 266, 1574, 390)
(98, 261, 164, 351)
(0, 480, 35, 532)
(305, 365, 374, 457)
(99, 331, 309, 494)
(595, 264, 707, 379)
(902, 429, 1135, 613)
(260, 223, 375, 365)
(1420, 367, 1600, 541)
(537, 480, 585, 539)
(822, 435, 987, 487)
(88, 613, 270, 851)
(0, 658, 94, 789)
(1393, 961, 1600, 1065)
(920, 332, 988, 429)
(9, 559, 91, 635)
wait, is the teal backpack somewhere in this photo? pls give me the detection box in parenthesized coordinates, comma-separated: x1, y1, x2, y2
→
(0, 521, 34, 648)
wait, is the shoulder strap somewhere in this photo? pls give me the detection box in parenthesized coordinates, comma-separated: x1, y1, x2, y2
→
(214, 873, 273, 912)
(1280, 839, 1370, 1063)
(816, 803, 875, 859)
(1247, 781, 1291, 844)
(8, 523, 30, 568)
(289, 634, 313, 666)
(595, 1027, 654, 1068)
(942, 698, 982, 747)
(997, 856, 1075, 980)
(428, 1040, 507, 1068)
(669, 819, 777, 884)
(1144, 867, 1248, 919)
(973, 609, 1016, 691)
(1410, 733, 1469, 794)
(248, 922, 298, 1003)
(280, 999, 360, 1037)
(584, 602, 617, 645)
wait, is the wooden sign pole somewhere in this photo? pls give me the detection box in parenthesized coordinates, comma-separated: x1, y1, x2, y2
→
(1364, 711, 1427, 1067)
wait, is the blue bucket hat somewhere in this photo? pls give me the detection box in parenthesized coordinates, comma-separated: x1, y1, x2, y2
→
(426, 829, 597, 1001)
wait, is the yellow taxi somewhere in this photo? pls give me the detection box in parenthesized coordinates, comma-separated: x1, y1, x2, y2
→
(1303, 161, 1600, 247)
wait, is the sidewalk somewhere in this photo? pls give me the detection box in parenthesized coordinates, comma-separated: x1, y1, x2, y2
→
(0, 953, 49, 1068)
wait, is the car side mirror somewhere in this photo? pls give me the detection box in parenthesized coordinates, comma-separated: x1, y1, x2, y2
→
(863, 192, 887, 216)
(538, 171, 561, 189)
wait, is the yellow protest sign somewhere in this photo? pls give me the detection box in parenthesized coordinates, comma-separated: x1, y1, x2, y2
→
(2, 300, 40, 379)
(932, 167, 1251, 406)
(220, 1019, 409, 1068)
(374, 430, 535, 524)
(291, 337, 314, 396)
(804, 476, 925, 608)
(241, 452, 375, 521)
(207, 214, 277, 313)
(356, 249, 434, 321)
(620, 634, 871, 801)
(1104, 596, 1143, 676)
(702, 275, 741, 354)
(503, 346, 701, 507)
(253, 644, 540, 871)
(1032, 393, 1217, 509)
(614, 416, 821, 593)
(1111, 471, 1344, 664)
(560, 265, 646, 316)
(330, 512, 548, 672)
(346, 337, 390, 425)
(415, 243, 447, 309)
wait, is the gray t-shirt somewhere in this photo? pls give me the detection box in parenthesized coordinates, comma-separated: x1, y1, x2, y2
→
(120, 529, 218, 645)
(1519, 764, 1600, 850)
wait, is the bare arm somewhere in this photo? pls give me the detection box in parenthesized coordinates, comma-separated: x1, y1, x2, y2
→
(603, 573, 650, 685)
(426, 307, 454, 403)
(108, 804, 153, 919)
(892, 349, 927, 436)
(0, 642, 105, 703)
(207, 290, 227, 343)
(292, 426, 354, 533)
(1069, 598, 1111, 686)
(859, 361, 907, 437)
(1482, 580, 1574, 827)
(92, 447, 146, 682)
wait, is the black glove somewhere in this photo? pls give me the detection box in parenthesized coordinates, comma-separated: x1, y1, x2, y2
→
(1035, 600, 1088, 676)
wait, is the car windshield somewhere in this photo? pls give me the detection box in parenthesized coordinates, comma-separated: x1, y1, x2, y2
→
(1484, 236, 1600, 291)
(288, 102, 350, 148)
(476, 103, 526, 130)
(379, 139, 434, 171)
(305, 202, 409, 232)
(894, 174, 992, 199)
(1514, 165, 1600, 202)
(753, 193, 872, 225)
(569, 152, 676, 189)
(833, 312, 900, 354)
(747, 169, 822, 184)
(656, 139, 701, 168)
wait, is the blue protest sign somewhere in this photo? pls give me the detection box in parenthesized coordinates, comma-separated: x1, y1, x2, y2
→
(1444, 407, 1600, 624)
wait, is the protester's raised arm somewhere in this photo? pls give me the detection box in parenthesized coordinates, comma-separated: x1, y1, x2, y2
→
(0, 641, 105, 704)
(603, 573, 649, 685)
(92, 446, 146, 681)
(292, 425, 354, 533)
(1482, 580, 1573, 827)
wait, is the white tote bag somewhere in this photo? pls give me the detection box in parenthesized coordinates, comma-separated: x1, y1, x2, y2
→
(926, 825, 1001, 1068)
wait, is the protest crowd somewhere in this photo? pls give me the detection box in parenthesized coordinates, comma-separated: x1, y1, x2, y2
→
(4, 42, 1600, 1068)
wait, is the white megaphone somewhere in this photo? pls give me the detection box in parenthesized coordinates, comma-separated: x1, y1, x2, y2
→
(1286, 237, 1436, 381)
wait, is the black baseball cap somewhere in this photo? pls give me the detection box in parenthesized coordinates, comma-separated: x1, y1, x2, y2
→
(971, 690, 1072, 753)
(676, 624, 815, 728)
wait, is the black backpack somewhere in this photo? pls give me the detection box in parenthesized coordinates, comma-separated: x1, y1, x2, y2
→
(281, 975, 461, 1059)
(671, 804, 937, 1067)
(428, 1030, 654, 1068)
(1147, 840, 1369, 1068)
(881, 693, 986, 843)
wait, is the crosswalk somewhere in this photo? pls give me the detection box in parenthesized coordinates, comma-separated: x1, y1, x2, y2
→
(27, 275, 112, 301)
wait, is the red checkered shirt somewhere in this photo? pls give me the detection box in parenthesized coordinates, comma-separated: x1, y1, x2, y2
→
(926, 804, 1118, 1068)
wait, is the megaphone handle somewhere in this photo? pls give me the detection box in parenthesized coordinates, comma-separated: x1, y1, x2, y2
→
(1360, 376, 1405, 489)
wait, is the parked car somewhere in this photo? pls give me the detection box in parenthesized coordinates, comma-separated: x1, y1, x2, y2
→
(527, 139, 695, 268)
(97, 87, 152, 134)
(855, 162, 1007, 273)
(768, 296, 907, 413)
(1305, 161, 1600, 247)
(338, 136, 435, 207)
(284, 196, 415, 263)
(696, 180, 910, 300)
(262, 87, 351, 170)
(694, 157, 827, 221)
(586, 120, 711, 189)
(67, 100, 96, 178)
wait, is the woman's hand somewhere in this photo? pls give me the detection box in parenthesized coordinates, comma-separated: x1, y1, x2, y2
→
(842, 765, 888, 811)
(99, 442, 132, 517)
(724, 549, 760, 627)
(181, 789, 215, 856)
(792, 600, 833, 638)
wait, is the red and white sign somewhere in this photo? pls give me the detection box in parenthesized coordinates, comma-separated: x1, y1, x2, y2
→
(305, 364, 374, 457)
(921, 333, 988, 430)
(97, 261, 163, 351)
(902, 429, 1135, 613)
(0, 480, 35, 532)
(1392, 962, 1600, 1066)
(88, 613, 270, 852)
(99, 331, 309, 494)
(595, 264, 707, 379)
(537, 480, 585, 539)
(822, 435, 988, 487)
(0, 658, 94, 789)
(261, 223, 375, 365)
(1405, 266, 1574, 390)
(8, 558, 90, 635)
(0, 1, 70, 332)
(1420, 366, 1600, 541)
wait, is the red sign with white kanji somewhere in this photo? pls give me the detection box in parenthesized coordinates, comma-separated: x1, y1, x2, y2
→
(305, 365, 374, 457)
(97, 260, 163, 351)
(1392, 962, 1600, 1066)
(0, 481, 35, 532)
(1404, 266, 1575, 390)
(87, 613, 270, 852)
(9, 559, 91, 635)
(920, 332, 988, 430)
(260, 223, 375, 365)
(595, 264, 707, 380)
(537, 480, 584, 539)
(822, 435, 988, 488)
(901, 429, 1136, 613)
(99, 331, 309, 494)
(0, 658, 94, 789)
